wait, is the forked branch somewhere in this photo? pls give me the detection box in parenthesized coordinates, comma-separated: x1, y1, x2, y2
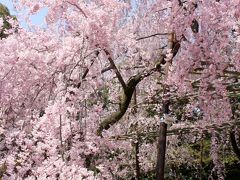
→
(97, 33, 181, 136)
(97, 64, 163, 136)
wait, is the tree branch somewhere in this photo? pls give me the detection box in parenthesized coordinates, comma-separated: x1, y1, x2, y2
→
(110, 120, 240, 141)
(76, 51, 99, 88)
(101, 65, 113, 74)
(103, 49, 127, 91)
(96, 47, 167, 136)
(96, 67, 160, 136)
(136, 33, 169, 41)
(97, 42, 172, 136)
(67, 1, 87, 18)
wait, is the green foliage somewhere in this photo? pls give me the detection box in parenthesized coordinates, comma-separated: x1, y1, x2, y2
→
(225, 162, 240, 180)
(188, 138, 212, 165)
(166, 137, 240, 179)
(0, 4, 10, 17)
(145, 104, 158, 117)
(100, 86, 110, 109)
(0, 3, 16, 39)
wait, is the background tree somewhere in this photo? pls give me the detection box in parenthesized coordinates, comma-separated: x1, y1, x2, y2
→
(0, 3, 16, 38)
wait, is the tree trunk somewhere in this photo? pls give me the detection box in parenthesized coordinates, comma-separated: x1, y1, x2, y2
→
(156, 122, 167, 180)
(156, 95, 169, 180)
(230, 130, 240, 160)
(135, 138, 141, 180)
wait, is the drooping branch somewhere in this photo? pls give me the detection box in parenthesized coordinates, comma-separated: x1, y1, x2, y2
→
(76, 51, 99, 88)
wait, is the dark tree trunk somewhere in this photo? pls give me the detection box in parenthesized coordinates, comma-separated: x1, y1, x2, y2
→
(135, 139, 141, 180)
(156, 122, 167, 180)
(156, 94, 169, 180)
(230, 130, 240, 160)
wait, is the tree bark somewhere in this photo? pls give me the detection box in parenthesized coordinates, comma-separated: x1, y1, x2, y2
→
(135, 138, 141, 180)
(156, 122, 167, 180)
(156, 90, 170, 180)
(230, 130, 240, 160)
(96, 67, 159, 136)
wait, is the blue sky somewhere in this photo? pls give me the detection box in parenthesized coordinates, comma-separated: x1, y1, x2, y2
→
(0, 0, 138, 29)
(0, 0, 47, 28)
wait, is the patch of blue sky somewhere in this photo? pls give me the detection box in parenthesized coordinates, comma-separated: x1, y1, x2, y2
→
(0, 0, 48, 29)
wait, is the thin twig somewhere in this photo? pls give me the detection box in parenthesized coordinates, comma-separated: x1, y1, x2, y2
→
(67, 1, 87, 18)
(59, 115, 64, 161)
(1, 66, 14, 80)
(136, 33, 169, 41)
